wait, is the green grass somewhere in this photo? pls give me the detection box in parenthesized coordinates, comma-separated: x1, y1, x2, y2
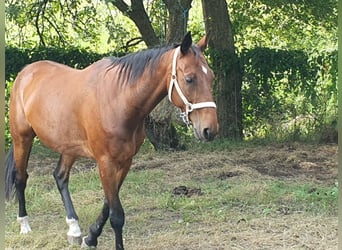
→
(5, 142, 337, 249)
(8, 147, 338, 220)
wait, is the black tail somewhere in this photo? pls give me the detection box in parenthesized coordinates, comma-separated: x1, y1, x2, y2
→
(5, 145, 17, 201)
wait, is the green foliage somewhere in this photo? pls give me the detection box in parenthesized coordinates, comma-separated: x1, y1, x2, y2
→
(5, 79, 14, 151)
(223, 0, 338, 141)
(4, 0, 338, 146)
(228, 0, 337, 51)
(147, 0, 168, 43)
(240, 47, 337, 140)
(5, 46, 112, 80)
(5, 0, 142, 52)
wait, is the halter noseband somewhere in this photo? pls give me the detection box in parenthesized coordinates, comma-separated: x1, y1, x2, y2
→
(168, 46, 217, 126)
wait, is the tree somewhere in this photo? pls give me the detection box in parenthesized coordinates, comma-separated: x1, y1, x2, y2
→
(106, 0, 160, 47)
(6, 0, 193, 150)
(108, 0, 193, 150)
(146, 0, 192, 150)
(6, 0, 336, 144)
(201, 0, 243, 139)
(5, 0, 138, 51)
(164, 0, 192, 43)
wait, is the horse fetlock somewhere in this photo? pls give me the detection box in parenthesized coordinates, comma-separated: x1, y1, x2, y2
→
(81, 236, 97, 249)
(66, 217, 82, 237)
(17, 216, 32, 234)
(66, 217, 82, 245)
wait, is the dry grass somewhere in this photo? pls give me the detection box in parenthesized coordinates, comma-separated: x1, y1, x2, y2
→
(5, 142, 338, 249)
(123, 215, 337, 250)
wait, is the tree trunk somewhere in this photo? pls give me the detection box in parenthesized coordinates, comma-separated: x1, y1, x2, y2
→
(107, 0, 160, 47)
(201, 0, 243, 139)
(164, 0, 192, 43)
(147, 0, 193, 150)
(108, 0, 193, 150)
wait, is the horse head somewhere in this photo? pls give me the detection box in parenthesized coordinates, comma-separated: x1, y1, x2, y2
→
(168, 32, 219, 141)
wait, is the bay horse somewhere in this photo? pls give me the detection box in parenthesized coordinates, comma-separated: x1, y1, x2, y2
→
(5, 32, 218, 249)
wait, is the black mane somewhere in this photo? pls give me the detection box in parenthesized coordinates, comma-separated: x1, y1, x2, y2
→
(105, 44, 202, 84)
(106, 45, 178, 84)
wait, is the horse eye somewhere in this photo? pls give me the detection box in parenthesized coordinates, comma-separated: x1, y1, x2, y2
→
(185, 76, 194, 84)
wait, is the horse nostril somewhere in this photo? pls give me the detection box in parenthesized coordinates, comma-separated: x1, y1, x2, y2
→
(203, 128, 215, 141)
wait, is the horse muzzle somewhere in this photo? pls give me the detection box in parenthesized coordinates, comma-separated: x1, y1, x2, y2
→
(193, 119, 219, 142)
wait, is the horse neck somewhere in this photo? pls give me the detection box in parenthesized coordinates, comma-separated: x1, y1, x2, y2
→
(96, 50, 174, 132)
(127, 52, 173, 119)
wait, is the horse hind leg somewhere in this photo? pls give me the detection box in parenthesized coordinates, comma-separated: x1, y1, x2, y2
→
(53, 154, 82, 245)
(8, 133, 35, 234)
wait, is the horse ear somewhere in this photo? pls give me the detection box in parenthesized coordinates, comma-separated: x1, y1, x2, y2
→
(180, 31, 192, 54)
(197, 32, 210, 52)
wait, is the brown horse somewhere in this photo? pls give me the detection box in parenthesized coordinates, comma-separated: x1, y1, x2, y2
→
(5, 32, 218, 249)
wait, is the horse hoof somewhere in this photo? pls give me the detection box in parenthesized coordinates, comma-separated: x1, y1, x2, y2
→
(81, 236, 97, 249)
(67, 235, 82, 245)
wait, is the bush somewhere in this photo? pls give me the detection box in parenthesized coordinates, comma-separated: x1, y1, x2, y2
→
(5, 46, 113, 81)
(239, 47, 337, 141)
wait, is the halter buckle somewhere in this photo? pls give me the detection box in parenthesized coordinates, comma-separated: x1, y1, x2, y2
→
(186, 103, 193, 113)
(180, 111, 191, 127)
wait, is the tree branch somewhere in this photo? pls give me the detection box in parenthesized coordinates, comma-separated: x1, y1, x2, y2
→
(42, 15, 66, 46)
(34, 0, 48, 47)
(106, 0, 129, 14)
(107, 0, 159, 47)
(121, 37, 144, 52)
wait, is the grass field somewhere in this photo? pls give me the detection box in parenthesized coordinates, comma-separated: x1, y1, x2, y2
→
(5, 141, 338, 249)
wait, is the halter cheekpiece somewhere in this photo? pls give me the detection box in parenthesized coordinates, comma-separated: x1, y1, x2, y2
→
(168, 46, 217, 126)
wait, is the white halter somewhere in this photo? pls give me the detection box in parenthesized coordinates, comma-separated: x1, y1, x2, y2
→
(168, 46, 217, 126)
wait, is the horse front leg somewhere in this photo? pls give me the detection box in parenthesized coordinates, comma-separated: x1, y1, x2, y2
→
(53, 154, 82, 244)
(109, 194, 125, 250)
(81, 199, 110, 248)
(82, 157, 131, 250)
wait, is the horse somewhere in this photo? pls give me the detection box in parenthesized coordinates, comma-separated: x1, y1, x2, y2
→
(5, 31, 218, 249)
